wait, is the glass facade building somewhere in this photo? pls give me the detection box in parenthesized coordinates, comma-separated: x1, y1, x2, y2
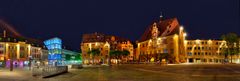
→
(44, 37, 62, 66)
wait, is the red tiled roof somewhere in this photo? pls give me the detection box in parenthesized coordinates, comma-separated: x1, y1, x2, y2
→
(0, 19, 22, 38)
(82, 32, 130, 43)
(0, 19, 43, 46)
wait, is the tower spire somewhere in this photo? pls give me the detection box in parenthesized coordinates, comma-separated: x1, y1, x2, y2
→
(3, 30, 6, 38)
(159, 12, 163, 22)
(160, 12, 163, 18)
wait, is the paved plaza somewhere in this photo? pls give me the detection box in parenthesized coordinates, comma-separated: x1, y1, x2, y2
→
(1, 64, 240, 81)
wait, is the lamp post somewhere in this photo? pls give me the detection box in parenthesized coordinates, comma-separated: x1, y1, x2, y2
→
(2, 55, 5, 67)
(10, 54, 13, 71)
(28, 56, 32, 70)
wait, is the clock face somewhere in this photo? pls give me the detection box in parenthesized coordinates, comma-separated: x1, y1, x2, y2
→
(152, 31, 158, 39)
(153, 32, 157, 37)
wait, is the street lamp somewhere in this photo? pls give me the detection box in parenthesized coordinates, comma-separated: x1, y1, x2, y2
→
(28, 56, 32, 70)
(180, 26, 184, 31)
(2, 55, 5, 67)
(183, 33, 187, 37)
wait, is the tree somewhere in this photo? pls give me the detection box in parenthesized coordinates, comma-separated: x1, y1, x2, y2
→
(87, 48, 100, 64)
(221, 33, 239, 63)
(122, 50, 130, 56)
(109, 50, 123, 65)
(115, 50, 123, 63)
(109, 50, 116, 65)
(122, 50, 130, 62)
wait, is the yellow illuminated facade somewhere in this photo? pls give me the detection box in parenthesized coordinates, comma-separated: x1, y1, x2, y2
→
(186, 40, 227, 63)
(136, 17, 240, 64)
(81, 33, 134, 65)
(136, 18, 187, 63)
(81, 42, 110, 64)
(231, 40, 240, 63)
(2, 42, 31, 61)
(117, 41, 134, 62)
(0, 41, 42, 66)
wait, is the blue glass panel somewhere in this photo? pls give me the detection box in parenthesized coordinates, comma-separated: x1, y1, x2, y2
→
(44, 37, 62, 66)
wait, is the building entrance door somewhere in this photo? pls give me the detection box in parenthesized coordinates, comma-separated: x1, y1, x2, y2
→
(188, 58, 193, 63)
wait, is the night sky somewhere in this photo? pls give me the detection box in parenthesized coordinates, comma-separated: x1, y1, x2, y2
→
(0, 0, 239, 51)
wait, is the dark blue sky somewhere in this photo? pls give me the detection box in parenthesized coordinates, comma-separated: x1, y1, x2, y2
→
(0, 0, 239, 50)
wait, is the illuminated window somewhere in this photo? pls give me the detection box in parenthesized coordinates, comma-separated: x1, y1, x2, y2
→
(0, 44, 3, 48)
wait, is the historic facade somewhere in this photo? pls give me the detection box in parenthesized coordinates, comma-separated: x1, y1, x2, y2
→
(0, 20, 45, 67)
(0, 40, 43, 67)
(136, 18, 187, 63)
(136, 17, 240, 64)
(81, 32, 133, 65)
(186, 39, 240, 63)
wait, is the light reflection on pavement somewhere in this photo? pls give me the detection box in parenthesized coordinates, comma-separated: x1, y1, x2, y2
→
(1, 64, 240, 81)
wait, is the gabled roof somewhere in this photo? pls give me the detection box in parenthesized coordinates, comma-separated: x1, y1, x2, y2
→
(0, 19, 22, 38)
(0, 19, 43, 47)
(139, 18, 180, 42)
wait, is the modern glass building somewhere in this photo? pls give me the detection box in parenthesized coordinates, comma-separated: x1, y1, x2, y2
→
(62, 49, 82, 65)
(44, 37, 62, 66)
